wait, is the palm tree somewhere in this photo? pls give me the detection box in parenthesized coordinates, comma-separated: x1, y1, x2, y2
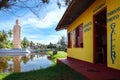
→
(0, 30, 8, 48)
(0, 31, 5, 48)
(8, 29, 13, 38)
(2, 30, 8, 41)
(6, 29, 13, 48)
(0, 30, 14, 48)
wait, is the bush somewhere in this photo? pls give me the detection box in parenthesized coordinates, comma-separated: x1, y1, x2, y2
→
(53, 49, 57, 55)
(0, 42, 5, 48)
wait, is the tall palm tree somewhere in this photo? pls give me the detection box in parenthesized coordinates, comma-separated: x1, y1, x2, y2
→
(0, 30, 8, 48)
(0, 30, 13, 48)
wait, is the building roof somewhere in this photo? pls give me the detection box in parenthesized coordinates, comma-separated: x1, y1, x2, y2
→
(56, 0, 95, 31)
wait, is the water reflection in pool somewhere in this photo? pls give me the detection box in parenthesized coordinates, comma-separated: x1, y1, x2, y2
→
(0, 53, 53, 73)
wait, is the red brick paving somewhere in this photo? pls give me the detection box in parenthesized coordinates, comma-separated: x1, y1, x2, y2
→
(57, 57, 120, 80)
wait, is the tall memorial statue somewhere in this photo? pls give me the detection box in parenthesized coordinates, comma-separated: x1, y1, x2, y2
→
(13, 19, 21, 48)
(0, 19, 30, 54)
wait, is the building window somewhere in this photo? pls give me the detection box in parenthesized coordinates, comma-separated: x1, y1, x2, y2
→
(73, 30, 76, 47)
(68, 32, 72, 48)
(74, 24, 83, 48)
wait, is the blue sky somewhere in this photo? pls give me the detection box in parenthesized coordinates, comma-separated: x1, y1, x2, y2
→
(0, 0, 67, 44)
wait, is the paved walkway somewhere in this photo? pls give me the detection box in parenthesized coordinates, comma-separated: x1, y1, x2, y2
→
(58, 57, 120, 80)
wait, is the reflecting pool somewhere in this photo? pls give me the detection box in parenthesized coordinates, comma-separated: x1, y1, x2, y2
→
(0, 53, 53, 73)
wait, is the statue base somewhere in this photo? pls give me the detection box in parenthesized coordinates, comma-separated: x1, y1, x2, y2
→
(0, 48, 31, 56)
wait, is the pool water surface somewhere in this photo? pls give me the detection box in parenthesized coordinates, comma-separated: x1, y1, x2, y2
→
(0, 53, 53, 73)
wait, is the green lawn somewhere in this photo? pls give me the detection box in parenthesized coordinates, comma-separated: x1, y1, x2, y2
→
(0, 74, 9, 80)
(0, 64, 86, 80)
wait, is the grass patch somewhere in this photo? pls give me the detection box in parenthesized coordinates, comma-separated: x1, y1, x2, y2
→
(0, 64, 86, 80)
(47, 51, 67, 63)
(52, 51, 67, 58)
(0, 74, 10, 80)
(47, 51, 67, 58)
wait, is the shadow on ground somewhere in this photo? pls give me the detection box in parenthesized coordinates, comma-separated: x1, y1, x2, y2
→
(2, 64, 86, 80)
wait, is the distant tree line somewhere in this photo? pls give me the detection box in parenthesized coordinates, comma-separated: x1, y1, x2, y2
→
(47, 36, 67, 51)
(0, 29, 67, 51)
(21, 36, 67, 51)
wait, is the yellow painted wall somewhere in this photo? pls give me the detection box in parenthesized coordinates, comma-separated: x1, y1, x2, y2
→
(67, 0, 106, 63)
(107, 0, 120, 70)
(67, 0, 120, 70)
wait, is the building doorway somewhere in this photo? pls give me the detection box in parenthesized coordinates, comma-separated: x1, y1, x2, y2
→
(93, 8, 107, 64)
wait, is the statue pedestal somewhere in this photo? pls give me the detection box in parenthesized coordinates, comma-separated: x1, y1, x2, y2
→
(0, 48, 30, 56)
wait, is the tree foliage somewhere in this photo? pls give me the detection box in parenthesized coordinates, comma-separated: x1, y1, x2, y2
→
(42, 0, 50, 4)
(47, 36, 67, 51)
(0, 0, 71, 18)
(57, 36, 67, 51)
(0, 30, 13, 48)
(21, 37, 30, 48)
(8, 29, 13, 38)
(30, 41, 35, 49)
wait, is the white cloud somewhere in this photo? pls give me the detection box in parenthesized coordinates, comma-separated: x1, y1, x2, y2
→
(20, 7, 66, 29)
(0, 21, 14, 30)
(0, 2, 68, 45)
(18, 6, 67, 44)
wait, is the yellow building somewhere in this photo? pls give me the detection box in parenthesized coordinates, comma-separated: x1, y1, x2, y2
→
(56, 0, 120, 70)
